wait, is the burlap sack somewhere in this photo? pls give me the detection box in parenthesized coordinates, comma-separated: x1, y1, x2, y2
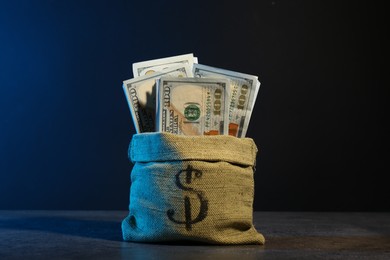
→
(121, 132, 265, 245)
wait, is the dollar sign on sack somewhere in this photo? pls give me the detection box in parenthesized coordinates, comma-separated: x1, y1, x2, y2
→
(167, 165, 208, 231)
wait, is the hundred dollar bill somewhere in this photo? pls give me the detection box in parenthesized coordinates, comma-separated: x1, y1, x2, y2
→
(132, 53, 197, 78)
(156, 77, 230, 135)
(193, 64, 260, 137)
(123, 64, 192, 133)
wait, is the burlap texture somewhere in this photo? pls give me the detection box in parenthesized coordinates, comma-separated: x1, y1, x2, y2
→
(122, 132, 265, 245)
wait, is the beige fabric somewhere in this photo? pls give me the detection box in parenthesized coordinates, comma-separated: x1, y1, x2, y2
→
(122, 132, 265, 245)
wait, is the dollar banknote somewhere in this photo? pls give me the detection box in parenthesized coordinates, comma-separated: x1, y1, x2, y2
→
(156, 77, 230, 135)
(123, 64, 192, 133)
(193, 64, 260, 137)
(132, 53, 197, 78)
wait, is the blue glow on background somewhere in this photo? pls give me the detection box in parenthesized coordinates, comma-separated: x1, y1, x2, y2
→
(0, 1, 387, 210)
(0, 0, 234, 210)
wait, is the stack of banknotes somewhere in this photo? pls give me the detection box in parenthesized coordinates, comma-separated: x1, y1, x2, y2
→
(122, 54, 260, 138)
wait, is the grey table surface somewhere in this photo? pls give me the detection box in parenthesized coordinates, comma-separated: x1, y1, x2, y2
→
(0, 211, 389, 259)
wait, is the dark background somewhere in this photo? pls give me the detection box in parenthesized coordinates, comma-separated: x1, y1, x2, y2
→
(0, 0, 387, 211)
